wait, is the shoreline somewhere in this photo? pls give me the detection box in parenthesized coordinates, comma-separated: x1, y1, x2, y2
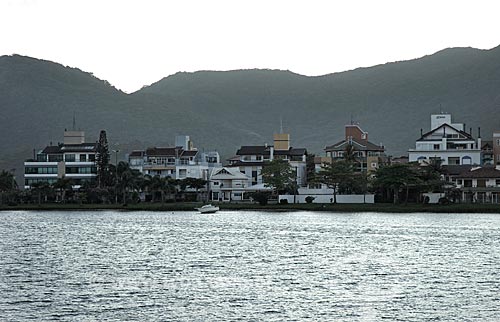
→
(1, 203, 500, 213)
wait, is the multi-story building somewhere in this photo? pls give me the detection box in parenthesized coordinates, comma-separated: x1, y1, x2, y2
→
(227, 133, 308, 188)
(209, 167, 253, 202)
(323, 123, 386, 173)
(452, 165, 500, 203)
(128, 135, 221, 180)
(408, 113, 481, 165)
(493, 131, 500, 165)
(24, 130, 97, 189)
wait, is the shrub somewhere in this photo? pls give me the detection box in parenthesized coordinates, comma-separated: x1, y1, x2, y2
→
(305, 196, 315, 204)
(251, 192, 269, 206)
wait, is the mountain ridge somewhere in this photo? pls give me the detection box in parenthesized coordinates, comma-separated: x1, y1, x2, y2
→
(1, 46, 500, 180)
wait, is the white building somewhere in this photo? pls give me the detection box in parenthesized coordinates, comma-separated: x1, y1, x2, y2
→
(408, 113, 481, 165)
(24, 130, 97, 189)
(227, 133, 308, 190)
(209, 167, 265, 202)
(128, 136, 221, 181)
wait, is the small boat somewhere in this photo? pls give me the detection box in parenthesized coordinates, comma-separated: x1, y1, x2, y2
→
(196, 204, 220, 214)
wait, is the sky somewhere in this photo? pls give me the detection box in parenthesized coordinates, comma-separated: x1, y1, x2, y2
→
(1, 0, 500, 93)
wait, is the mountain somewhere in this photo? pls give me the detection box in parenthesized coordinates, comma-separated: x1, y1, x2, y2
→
(1, 46, 500, 181)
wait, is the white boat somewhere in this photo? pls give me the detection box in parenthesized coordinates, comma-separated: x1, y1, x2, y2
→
(196, 204, 220, 214)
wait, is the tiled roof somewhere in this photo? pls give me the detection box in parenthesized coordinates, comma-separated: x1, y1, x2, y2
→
(61, 143, 97, 152)
(229, 161, 267, 167)
(145, 147, 182, 156)
(455, 166, 500, 179)
(325, 139, 384, 152)
(129, 150, 145, 157)
(181, 150, 198, 157)
(41, 143, 97, 154)
(441, 165, 474, 176)
(274, 148, 307, 156)
(236, 146, 271, 156)
(418, 123, 473, 141)
(41, 146, 62, 154)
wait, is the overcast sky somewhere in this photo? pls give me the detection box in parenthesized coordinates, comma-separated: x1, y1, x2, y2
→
(1, 0, 500, 93)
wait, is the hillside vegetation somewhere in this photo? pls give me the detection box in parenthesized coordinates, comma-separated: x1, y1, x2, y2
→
(1, 46, 500, 178)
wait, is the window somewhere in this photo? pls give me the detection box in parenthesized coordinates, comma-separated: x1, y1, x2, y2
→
(456, 180, 462, 185)
(462, 156, 472, 165)
(496, 179, 500, 186)
(88, 154, 95, 162)
(48, 154, 63, 162)
(65, 154, 76, 162)
(448, 157, 460, 165)
(464, 180, 472, 187)
(433, 144, 440, 150)
(79, 154, 87, 162)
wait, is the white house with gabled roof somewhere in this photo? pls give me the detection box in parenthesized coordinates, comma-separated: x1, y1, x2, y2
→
(408, 113, 481, 165)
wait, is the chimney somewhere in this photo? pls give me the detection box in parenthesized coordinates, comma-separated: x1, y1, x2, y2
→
(477, 127, 482, 150)
(273, 133, 290, 151)
(420, 128, 423, 137)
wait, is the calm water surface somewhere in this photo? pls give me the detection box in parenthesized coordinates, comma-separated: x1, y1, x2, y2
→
(0, 210, 499, 321)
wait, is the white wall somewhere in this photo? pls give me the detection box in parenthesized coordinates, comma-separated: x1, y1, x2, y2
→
(278, 194, 375, 204)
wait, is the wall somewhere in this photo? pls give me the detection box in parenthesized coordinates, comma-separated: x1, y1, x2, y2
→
(278, 194, 375, 204)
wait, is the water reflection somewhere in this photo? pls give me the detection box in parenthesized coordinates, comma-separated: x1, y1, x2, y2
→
(1, 211, 499, 321)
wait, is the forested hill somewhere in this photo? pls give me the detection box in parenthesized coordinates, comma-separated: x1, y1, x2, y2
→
(1, 45, 500, 177)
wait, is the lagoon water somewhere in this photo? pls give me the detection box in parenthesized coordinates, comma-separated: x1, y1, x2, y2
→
(0, 210, 499, 321)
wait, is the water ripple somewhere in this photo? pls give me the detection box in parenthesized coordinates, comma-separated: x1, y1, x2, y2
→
(1, 210, 499, 321)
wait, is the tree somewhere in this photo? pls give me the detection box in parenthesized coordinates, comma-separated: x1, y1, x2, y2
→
(306, 153, 316, 184)
(262, 159, 296, 195)
(96, 130, 111, 188)
(183, 177, 208, 201)
(53, 177, 74, 203)
(115, 161, 141, 204)
(318, 160, 356, 204)
(373, 163, 421, 204)
(0, 170, 18, 205)
(30, 181, 52, 205)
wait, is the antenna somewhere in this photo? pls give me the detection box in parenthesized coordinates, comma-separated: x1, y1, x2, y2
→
(280, 117, 283, 134)
(72, 111, 76, 131)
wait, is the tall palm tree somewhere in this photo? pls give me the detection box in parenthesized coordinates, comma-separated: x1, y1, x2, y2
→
(0, 170, 18, 205)
(53, 177, 74, 203)
(116, 161, 142, 203)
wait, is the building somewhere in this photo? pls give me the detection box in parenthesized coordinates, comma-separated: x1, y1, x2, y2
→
(408, 113, 481, 165)
(24, 130, 97, 189)
(208, 167, 260, 202)
(128, 135, 221, 181)
(323, 123, 386, 173)
(452, 165, 500, 203)
(493, 131, 500, 165)
(227, 133, 308, 189)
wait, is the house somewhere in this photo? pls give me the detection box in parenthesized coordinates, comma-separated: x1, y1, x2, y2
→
(128, 135, 221, 181)
(452, 165, 500, 203)
(24, 130, 97, 189)
(322, 123, 386, 173)
(493, 131, 500, 165)
(408, 113, 481, 165)
(227, 133, 308, 190)
(208, 167, 268, 202)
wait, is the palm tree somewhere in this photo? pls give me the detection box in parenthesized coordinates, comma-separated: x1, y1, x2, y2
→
(0, 170, 18, 205)
(30, 181, 52, 205)
(116, 161, 142, 204)
(53, 177, 74, 203)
